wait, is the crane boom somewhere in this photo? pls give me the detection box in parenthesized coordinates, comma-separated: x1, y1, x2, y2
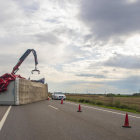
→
(0, 49, 40, 92)
(11, 49, 40, 74)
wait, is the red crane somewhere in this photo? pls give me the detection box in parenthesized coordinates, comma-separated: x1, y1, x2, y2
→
(0, 49, 40, 92)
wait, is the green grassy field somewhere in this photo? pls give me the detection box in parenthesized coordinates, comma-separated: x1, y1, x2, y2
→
(64, 94, 140, 113)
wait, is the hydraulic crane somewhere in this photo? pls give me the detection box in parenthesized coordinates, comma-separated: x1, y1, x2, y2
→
(0, 49, 40, 92)
(11, 49, 40, 75)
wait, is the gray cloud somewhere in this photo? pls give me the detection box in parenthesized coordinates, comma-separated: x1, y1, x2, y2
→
(0, 1, 16, 24)
(34, 27, 76, 45)
(64, 80, 104, 85)
(48, 80, 104, 93)
(13, 0, 39, 13)
(102, 70, 109, 73)
(34, 32, 62, 45)
(104, 53, 140, 69)
(79, 0, 140, 43)
(76, 74, 106, 78)
(53, 27, 75, 36)
(106, 75, 140, 92)
(48, 80, 104, 88)
(83, 34, 93, 42)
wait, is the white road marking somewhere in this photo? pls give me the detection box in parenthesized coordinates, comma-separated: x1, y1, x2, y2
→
(48, 105, 59, 110)
(65, 101, 140, 119)
(0, 106, 12, 131)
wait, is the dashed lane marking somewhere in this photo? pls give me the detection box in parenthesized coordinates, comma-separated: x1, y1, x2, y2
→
(0, 106, 12, 131)
(48, 105, 59, 110)
(65, 101, 140, 119)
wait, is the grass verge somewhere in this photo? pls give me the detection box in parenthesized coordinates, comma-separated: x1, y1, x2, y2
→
(66, 97, 140, 114)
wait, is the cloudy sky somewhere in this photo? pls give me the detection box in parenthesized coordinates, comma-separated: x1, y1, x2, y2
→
(1, 0, 140, 94)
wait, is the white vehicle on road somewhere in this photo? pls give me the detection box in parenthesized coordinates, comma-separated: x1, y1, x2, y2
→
(52, 92, 66, 100)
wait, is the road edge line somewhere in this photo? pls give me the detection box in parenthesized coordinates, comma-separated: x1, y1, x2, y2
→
(65, 101, 140, 119)
(0, 106, 12, 131)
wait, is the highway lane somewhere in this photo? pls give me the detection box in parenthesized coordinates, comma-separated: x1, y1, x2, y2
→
(0, 100, 140, 140)
(0, 106, 9, 121)
(49, 100, 140, 139)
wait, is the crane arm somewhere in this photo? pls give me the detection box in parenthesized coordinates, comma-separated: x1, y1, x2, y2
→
(11, 49, 40, 75)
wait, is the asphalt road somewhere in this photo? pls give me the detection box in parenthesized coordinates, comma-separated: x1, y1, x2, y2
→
(0, 99, 140, 140)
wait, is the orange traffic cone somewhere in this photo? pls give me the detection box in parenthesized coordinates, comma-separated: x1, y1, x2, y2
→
(61, 97, 63, 104)
(47, 95, 49, 100)
(77, 104, 82, 112)
(122, 113, 131, 128)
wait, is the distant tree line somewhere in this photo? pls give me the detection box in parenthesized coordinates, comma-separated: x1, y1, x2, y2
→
(133, 93, 140, 97)
(106, 93, 140, 97)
